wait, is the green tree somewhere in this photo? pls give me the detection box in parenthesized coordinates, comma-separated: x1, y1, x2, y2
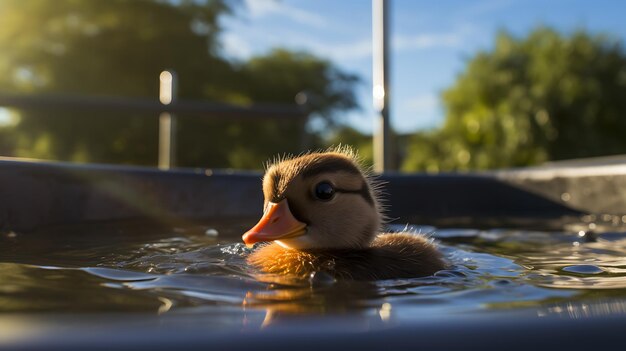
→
(402, 27, 626, 172)
(177, 49, 360, 168)
(325, 125, 373, 167)
(0, 0, 235, 165)
(241, 49, 359, 125)
(0, 0, 359, 169)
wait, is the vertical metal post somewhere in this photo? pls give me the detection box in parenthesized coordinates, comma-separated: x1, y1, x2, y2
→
(158, 70, 177, 170)
(372, 0, 392, 172)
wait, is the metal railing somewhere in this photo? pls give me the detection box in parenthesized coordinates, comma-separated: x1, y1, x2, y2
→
(0, 71, 308, 169)
(1, 0, 393, 172)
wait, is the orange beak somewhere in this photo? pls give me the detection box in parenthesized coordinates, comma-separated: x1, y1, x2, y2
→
(242, 199, 307, 245)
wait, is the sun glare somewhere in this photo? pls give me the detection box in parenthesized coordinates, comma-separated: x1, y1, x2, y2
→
(0, 108, 13, 126)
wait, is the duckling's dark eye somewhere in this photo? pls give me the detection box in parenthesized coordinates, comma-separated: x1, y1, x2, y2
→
(313, 181, 335, 201)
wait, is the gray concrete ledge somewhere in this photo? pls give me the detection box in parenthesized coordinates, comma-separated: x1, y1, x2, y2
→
(0, 158, 597, 232)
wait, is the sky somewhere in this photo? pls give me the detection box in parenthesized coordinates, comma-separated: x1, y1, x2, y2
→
(220, 0, 626, 134)
(1, 0, 625, 130)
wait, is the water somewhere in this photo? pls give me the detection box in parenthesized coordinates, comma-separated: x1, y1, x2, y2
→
(2, 219, 626, 334)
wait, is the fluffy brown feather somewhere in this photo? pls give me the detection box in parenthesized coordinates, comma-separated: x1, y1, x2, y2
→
(247, 233, 445, 280)
(245, 147, 446, 280)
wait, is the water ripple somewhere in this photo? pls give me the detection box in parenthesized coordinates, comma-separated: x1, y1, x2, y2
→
(3, 223, 626, 324)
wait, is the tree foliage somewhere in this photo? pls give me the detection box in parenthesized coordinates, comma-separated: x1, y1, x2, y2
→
(325, 125, 373, 167)
(241, 49, 359, 125)
(0, 0, 359, 168)
(402, 27, 626, 172)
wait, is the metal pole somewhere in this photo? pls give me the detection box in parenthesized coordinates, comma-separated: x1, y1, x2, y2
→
(158, 70, 177, 170)
(372, 0, 392, 172)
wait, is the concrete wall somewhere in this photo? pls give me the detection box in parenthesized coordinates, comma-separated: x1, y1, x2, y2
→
(0, 158, 595, 232)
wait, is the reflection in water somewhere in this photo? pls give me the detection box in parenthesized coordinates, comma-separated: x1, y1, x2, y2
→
(0, 263, 162, 312)
(2, 222, 626, 329)
(539, 299, 626, 318)
(242, 276, 383, 328)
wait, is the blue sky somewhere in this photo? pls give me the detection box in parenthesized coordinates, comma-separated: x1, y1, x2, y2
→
(220, 0, 626, 134)
(1, 0, 625, 130)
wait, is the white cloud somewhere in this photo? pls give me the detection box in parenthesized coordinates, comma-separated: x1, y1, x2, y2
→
(306, 39, 372, 61)
(404, 93, 439, 114)
(304, 29, 468, 62)
(221, 25, 373, 61)
(244, 0, 328, 28)
(225, 2, 476, 62)
(393, 32, 463, 50)
(221, 32, 253, 59)
(393, 23, 480, 52)
(220, 29, 468, 62)
(397, 93, 444, 130)
(269, 30, 469, 63)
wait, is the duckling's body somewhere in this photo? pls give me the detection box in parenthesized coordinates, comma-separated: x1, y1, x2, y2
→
(243, 148, 446, 280)
(248, 233, 443, 280)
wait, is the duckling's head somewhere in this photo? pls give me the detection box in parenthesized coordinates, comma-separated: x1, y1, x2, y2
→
(243, 149, 383, 250)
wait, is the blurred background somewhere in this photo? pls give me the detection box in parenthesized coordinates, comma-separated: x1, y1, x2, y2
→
(1, 0, 625, 172)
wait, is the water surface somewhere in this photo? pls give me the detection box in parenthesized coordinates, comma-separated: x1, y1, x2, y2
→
(2, 219, 626, 333)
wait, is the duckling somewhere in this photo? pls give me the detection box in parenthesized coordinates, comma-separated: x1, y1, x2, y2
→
(242, 148, 445, 280)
